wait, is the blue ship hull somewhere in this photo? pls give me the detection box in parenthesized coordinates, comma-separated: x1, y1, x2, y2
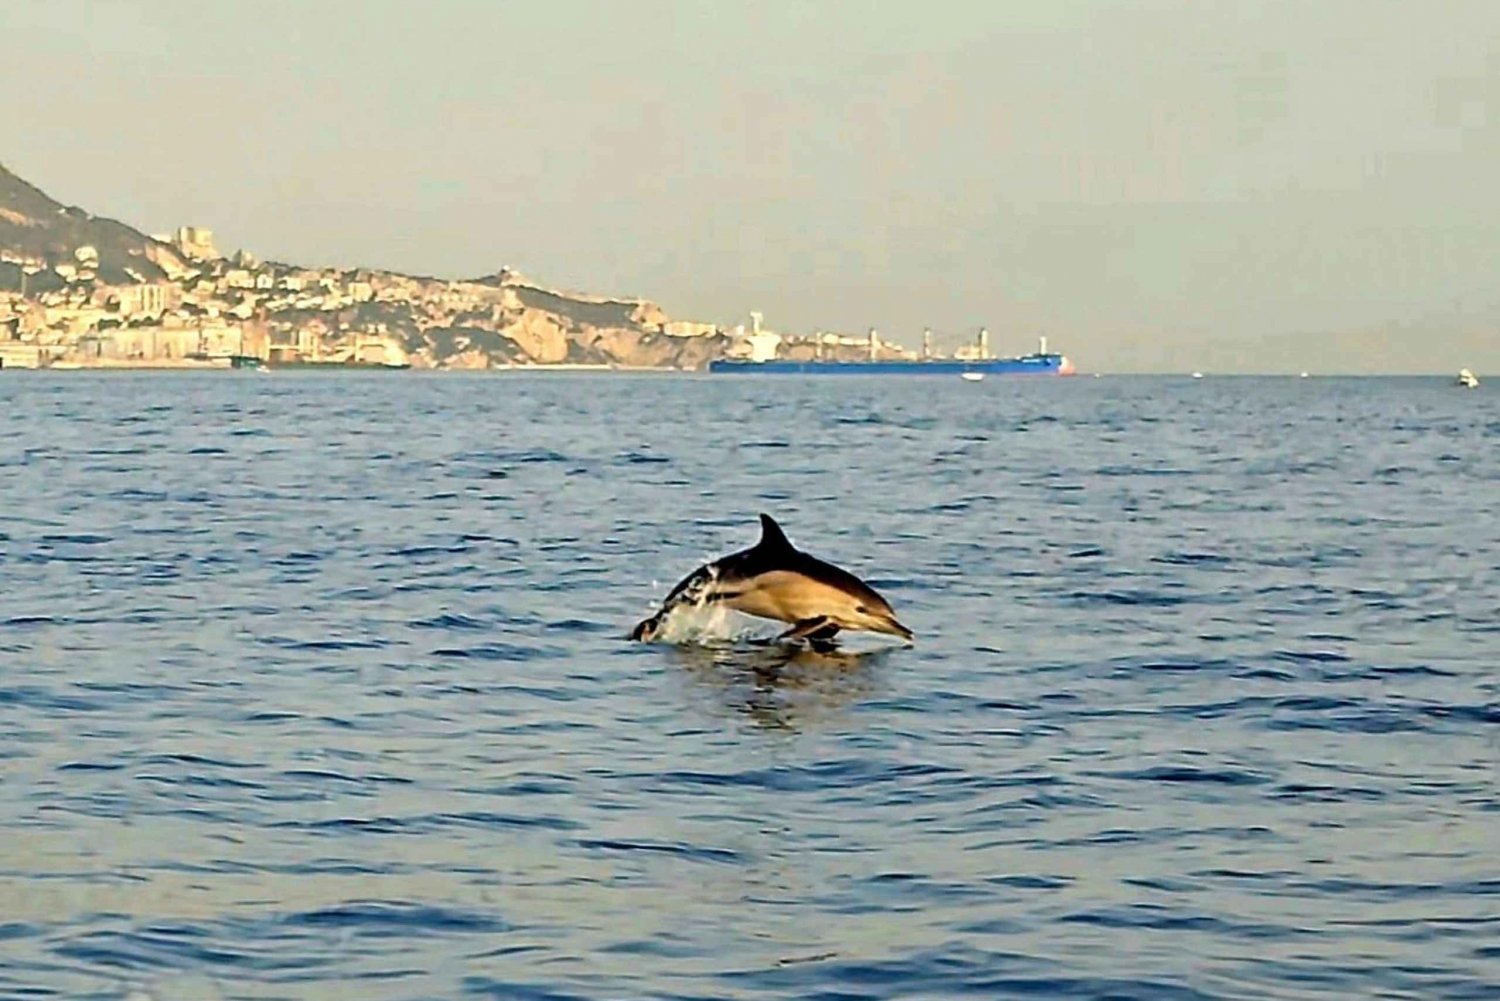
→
(708, 353, 1073, 375)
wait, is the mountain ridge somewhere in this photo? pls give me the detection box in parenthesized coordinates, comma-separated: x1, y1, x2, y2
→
(0, 162, 172, 286)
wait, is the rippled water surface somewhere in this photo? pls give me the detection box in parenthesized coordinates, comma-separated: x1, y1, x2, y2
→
(1, 372, 1497, 1000)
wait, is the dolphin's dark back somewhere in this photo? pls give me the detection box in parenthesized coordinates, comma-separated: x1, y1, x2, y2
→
(658, 515, 792, 605)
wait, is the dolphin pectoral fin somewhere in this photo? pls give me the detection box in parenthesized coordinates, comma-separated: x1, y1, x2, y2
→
(806, 625, 841, 653)
(776, 616, 840, 647)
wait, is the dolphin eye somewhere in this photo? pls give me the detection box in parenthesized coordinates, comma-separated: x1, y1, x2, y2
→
(856, 605, 870, 614)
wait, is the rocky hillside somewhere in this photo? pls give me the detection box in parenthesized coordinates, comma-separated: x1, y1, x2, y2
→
(0, 164, 729, 369)
(0, 163, 179, 289)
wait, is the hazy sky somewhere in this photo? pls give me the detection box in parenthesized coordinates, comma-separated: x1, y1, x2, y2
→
(6, 0, 1500, 371)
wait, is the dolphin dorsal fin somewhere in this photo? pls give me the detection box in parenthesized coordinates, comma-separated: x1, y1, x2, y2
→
(757, 513, 794, 553)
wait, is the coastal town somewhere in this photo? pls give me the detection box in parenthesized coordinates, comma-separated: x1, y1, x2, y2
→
(0, 164, 924, 372)
(0, 221, 730, 371)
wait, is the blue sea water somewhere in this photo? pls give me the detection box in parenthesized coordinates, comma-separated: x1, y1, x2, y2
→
(0, 371, 1496, 1001)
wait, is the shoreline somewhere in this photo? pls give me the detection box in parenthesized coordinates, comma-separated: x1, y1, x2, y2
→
(0, 363, 1476, 378)
(0, 360, 697, 373)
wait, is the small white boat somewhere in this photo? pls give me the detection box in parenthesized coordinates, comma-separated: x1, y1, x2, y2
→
(1191, 371, 1204, 379)
(961, 371, 985, 382)
(1299, 371, 1310, 378)
(1456, 368, 1479, 388)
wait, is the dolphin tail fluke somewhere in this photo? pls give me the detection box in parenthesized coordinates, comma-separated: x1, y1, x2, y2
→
(629, 613, 662, 642)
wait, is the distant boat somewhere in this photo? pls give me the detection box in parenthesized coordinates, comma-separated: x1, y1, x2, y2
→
(1299, 371, 1310, 378)
(708, 333, 1076, 377)
(960, 371, 985, 382)
(1456, 368, 1479, 388)
(1191, 371, 1204, 379)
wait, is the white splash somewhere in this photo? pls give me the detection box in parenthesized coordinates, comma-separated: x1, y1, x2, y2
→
(642, 565, 767, 645)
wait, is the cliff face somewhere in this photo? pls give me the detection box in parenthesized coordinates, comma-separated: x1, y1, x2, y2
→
(390, 274, 726, 369)
(432, 271, 715, 368)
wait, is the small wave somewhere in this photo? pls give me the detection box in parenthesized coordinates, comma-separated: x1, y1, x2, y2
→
(52, 925, 316, 974)
(1153, 551, 1232, 566)
(1103, 765, 1271, 787)
(258, 636, 388, 652)
(57, 760, 125, 772)
(576, 838, 745, 864)
(410, 612, 488, 630)
(647, 760, 958, 794)
(1266, 707, 1430, 734)
(1064, 589, 1187, 607)
(1274, 649, 1351, 664)
(0, 922, 33, 943)
(107, 488, 170, 502)
(1273, 782, 1386, 803)
(460, 533, 518, 544)
(1057, 904, 1291, 940)
(3, 615, 63, 627)
(464, 978, 597, 1000)
(986, 873, 1072, 890)
(1373, 664, 1459, 678)
(1272, 695, 1360, 711)
(1097, 464, 1196, 476)
(727, 944, 1226, 1000)
(287, 901, 508, 934)
(278, 769, 413, 786)
(617, 450, 670, 464)
(1420, 703, 1500, 725)
(432, 642, 561, 662)
(242, 710, 302, 724)
(473, 447, 569, 464)
(269, 551, 322, 565)
(551, 617, 615, 633)
(0, 686, 103, 712)
(1121, 658, 1243, 675)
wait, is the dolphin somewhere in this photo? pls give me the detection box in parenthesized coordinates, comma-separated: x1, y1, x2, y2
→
(629, 513, 913, 649)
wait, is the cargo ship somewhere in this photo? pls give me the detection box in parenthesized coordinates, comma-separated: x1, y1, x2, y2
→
(708, 326, 1075, 376)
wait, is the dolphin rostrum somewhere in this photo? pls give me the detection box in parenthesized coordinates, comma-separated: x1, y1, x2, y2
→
(629, 513, 913, 649)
